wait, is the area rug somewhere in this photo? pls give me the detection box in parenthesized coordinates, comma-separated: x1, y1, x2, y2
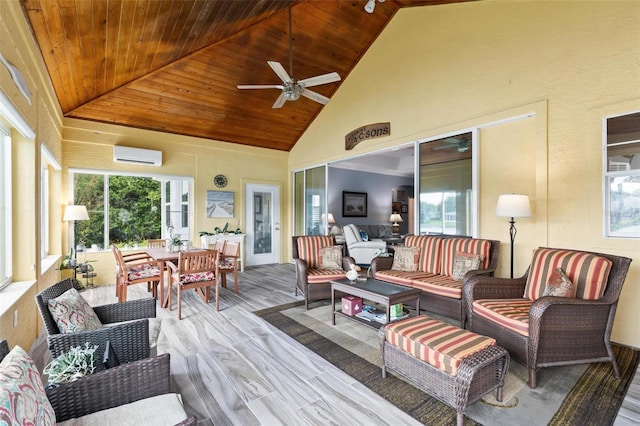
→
(254, 301, 639, 426)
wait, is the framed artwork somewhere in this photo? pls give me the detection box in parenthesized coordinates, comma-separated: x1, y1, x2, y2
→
(343, 191, 368, 217)
(401, 204, 408, 213)
(206, 190, 234, 218)
(392, 202, 402, 214)
(396, 189, 407, 202)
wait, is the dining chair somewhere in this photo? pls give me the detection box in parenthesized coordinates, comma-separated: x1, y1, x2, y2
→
(167, 249, 219, 319)
(217, 242, 240, 295)
(111, 244, 162, 302)
(213, 239, 226, 253)
(147, 239, 166, 248)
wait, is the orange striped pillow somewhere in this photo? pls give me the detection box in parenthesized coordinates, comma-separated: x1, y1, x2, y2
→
(296, 236, 334, 269)
(525, 248, 612, 301)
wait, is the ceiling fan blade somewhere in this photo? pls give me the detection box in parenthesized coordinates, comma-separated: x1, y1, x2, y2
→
(237, 84, 283, 90)
(298, 72, 341, 88)
(267, 61, 292, 83)
(300, 88, 331, 105)
(272, 92, 287, 109)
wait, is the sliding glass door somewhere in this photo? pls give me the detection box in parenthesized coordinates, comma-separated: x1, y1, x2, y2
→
(293, 165, 327, 236)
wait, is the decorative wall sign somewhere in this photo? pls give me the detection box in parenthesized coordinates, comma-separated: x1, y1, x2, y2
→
(206, 190, 234, 218)
(345, 122, 391, 150)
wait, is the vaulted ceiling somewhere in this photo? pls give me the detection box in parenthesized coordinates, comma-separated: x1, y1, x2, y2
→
(21, 0, 472, 151)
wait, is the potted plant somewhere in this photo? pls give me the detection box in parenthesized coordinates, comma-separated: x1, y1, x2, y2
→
(43, 343, 98, 385)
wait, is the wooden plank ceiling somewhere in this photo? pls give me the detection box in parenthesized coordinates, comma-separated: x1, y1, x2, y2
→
(21, 0, 472, 151)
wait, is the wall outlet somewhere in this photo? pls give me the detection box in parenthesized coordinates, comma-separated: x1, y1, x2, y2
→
(13, 310, 18, 328)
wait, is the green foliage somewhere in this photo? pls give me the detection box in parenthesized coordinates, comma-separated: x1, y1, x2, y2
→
(43, 343, 97, 384)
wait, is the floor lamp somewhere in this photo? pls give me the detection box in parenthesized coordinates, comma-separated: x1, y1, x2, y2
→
(495, 194, 531, 279)
(63, 204, 89, 265)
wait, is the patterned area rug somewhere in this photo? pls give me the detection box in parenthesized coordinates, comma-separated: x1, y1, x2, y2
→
(254, 301, 639, 426)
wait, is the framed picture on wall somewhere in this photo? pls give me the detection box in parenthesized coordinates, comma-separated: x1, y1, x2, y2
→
(392, 202, 401, 214)
(206, 190, 234, 218)
(396, 189, 407, 202)
(343, 191, 368, 217)
(401, 204, 408, 213)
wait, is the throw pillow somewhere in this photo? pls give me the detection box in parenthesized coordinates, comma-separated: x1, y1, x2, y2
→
(378, 225, 393, 238)
(359, 229, 369, 241)
(48, 288, 103, 333)
(451, 252, 484, 281)
(391, 246, 421, 272)
(543, 268, 577, 298)
(318, 246, 343, 270)
(0, 346, 56, 425)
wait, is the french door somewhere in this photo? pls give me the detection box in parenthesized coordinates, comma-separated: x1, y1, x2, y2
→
(245, 184, 280, 265)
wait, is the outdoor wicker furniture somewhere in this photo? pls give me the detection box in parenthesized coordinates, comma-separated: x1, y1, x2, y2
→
(35, 278, 155, 364)
(293, 235, 355, 309)
(0, 340, 196, 425)
(380, 315, 509, 426)
(463, 247, 632, 388)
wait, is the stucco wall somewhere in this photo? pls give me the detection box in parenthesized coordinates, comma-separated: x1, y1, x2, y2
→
(290, 2, 640, 346)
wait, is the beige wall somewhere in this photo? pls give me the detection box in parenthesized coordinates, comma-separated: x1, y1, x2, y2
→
(290, 2, 640, 346)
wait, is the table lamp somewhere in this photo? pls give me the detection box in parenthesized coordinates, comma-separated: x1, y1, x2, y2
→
(495, 194, 531, 278)
(389, 213, 403, 234)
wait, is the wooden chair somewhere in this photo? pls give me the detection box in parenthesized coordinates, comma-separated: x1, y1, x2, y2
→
(213, 239, 226, 252)
(167, 249, 219, 319)
(147, 239, 166, 248)
(111, 244, 162, 302)
(35, 278, 155, 363)
(217, 241, 240, 294)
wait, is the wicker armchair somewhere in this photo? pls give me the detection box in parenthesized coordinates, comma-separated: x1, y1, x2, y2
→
(463, 247, 632, 388)
(35, 278, 155, 365)
(0, 340, 196, 425)
(292, 235, 355, 309)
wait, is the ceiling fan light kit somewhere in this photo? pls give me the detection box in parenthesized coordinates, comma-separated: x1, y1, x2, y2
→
(365, 0, 385, 14)
(237, 5, 340, 109)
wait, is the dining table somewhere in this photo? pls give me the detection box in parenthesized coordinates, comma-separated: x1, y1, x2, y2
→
(143, 247, 206, 309)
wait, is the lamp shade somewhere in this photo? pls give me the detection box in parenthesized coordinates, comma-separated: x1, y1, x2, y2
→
(389, 213, 403, 224)
(63, 205, 89, 221)
(327, 213, 336, 224)
(495, 194, 531, 218)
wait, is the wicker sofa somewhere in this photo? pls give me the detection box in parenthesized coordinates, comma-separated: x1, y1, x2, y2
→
(0, 339, 196, 425)
(370, 235, 499, 323)
(463, 247, 632, 388)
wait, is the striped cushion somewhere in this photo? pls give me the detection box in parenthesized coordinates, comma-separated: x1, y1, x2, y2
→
(412, 275, 463, 299)
(441, 238, 492, 277)
(296, 236, 334, 269)
(472, 299, 532, 336)
(306, 268, 347, 284)
(374, 270, 435, 287)
(385, 315, 496, 376)
(404, 235, 443, 274)
(524, 248, 613, 301)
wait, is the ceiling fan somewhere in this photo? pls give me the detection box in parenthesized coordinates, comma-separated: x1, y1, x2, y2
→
(237, 5, 341, 109)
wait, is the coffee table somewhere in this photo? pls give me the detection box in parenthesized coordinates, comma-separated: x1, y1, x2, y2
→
(331, 278, 421, 329)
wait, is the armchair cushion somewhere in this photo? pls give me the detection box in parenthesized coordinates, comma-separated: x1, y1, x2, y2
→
(296, 235, 334, 269)
(472, 298, 533, 337)
(391, 246, 421, 272)
(0, 346, 56, 425)
(48, 288, 103, 333)
(542, 268, 576, 298)
(524, 248, 612, 301)
(318, 246, 343, 270)
(442, 238, 491, 277)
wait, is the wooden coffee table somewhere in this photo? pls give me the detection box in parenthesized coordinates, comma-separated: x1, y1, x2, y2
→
(331, 278, 421, 329)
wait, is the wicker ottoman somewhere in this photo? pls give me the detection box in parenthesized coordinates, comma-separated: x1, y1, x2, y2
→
(379, 315, 509, 426)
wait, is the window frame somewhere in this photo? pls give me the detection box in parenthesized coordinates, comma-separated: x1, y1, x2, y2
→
(0, 125, 11, 291)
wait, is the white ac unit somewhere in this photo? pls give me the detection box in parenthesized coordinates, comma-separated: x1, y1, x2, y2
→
(113, 146, 162, 166)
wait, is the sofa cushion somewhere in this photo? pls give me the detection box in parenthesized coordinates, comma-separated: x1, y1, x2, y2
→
(441, 238, 491, 277)
(542, 268, 576, 298)
(378, 225, 394, 238)
(412, 275, 464, 299)
(404, 235, 443, 274)
(306, 268, 347, 284)
(374, 270, 435, 287)
(296, 236, 334, 269)
(48, 288, 104, 333)
(0, 346, 56, 425)
(524, 248, 612, 301)
(472, 299, 532, 336)
(318, 246, 343, 270)
(451, 252, 484, 281)
(391, 246, 421, 272)
(384, 315, 496, 376)
(58, 393, 188, 426)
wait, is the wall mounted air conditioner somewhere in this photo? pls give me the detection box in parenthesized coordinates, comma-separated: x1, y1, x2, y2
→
(113, 146, 162, 166)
